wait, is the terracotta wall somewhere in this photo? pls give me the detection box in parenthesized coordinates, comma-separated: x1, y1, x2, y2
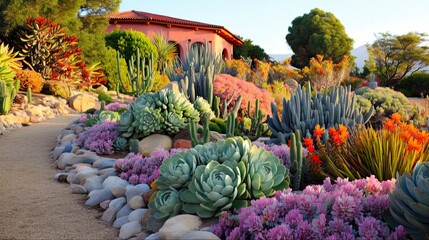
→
(106, 23, 233, 60)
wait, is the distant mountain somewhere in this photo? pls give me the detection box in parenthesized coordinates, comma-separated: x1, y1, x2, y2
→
(269, 54, 292, 62)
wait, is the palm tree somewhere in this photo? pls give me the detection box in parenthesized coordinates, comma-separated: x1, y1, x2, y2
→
(152, 33, 177, 74)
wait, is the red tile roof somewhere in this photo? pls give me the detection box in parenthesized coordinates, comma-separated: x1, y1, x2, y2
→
(108, 10, 243, 46)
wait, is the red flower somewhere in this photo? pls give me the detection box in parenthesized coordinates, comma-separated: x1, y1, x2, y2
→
(313, 124, 325, 138)
(391, 113, 402, 123)
(311, 154, 321, 164)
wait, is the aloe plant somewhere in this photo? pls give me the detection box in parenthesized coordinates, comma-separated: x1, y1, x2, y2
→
(387, 162, 429, 240)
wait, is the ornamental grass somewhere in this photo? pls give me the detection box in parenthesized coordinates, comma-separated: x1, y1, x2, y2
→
(314, 113, 429, 181)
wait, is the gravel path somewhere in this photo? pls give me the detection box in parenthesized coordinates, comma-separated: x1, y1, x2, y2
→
(0, 114, 118, 239)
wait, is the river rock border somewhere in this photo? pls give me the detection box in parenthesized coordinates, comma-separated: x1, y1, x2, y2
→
(52, 118, 220, 240)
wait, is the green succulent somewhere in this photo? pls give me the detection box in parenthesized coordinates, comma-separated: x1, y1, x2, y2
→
(132, 106, 163, 138)
(192, 137, 251, 165)
(118, 110, 134, 133)
(156, 150, 199, 190)
(193, 96, 215, 120)
(97, 110, 120, 123)
(113, 137, 128, 151)
(148, 189, 183, 220)
(244, 145, 290, 198)
(387, 162, 429, 240)
(163, 111, 187, 134)
(180, 160, 247, 218)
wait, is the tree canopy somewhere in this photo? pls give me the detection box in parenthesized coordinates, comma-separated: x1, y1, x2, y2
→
(233, 37, 270, 61)
(366, 32, 429, 88)
(286, 8, 354, 69)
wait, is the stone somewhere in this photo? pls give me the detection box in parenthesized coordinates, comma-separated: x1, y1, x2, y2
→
(113, 215, 129, 229)
(72, 168, 99, 184)
(93, 158, 115, 169)
(83, 175, 104, 193)
(128, 195, 145, 209)
(95, 85, 108, 93)
(132, 232, 151, 240)
(135, 184, 150, 192)
(54, 173, 68, 183)
(159, 214, 202, 240)
(70, 184, 87, 194)
(128, 209, 148, 222)
(84, 188, 113, 207)
(56, 153, 75, 170)
(66, 169, 78, 183)
(73, 164, 92, 172)
(60, 134, 77, 145)
(52, 145, 73, 160)
(180, 231, 220, 240)
(160, 81, 180, 94)
(60, 129, 75, 139)
(138, 134, 172, 157)
(98, 159, 117, 170)
(29, 115, 45, 123)
(119, 221, 142, 240)
(68, 93, 97, 112)
(112, 186, 127, 198)
(102, 176, 129, 191)
(101, 197, 127, 223)
(173, 139, 192, 149)
(116, 205, 133, 219)
(125, 186, 145, 203)
(99, 168, 117, 178)
(143, 189, 156, 205)
(82, 155, 100, 165)
(145, 233, 160, 240)
(100, 200, 111, 210)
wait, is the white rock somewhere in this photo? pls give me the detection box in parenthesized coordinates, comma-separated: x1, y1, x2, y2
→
(70, 184, 87, 194)
(119, 221, 142, 239)
(159, 214, 202, 240)
(138, 134, 172, 157)
(83, 175, 104, 192)
(180, 231, 220, 240)
(128, 195, 145, 209)
(101, 197, 126, 223)
(112, 186, 127, 198)
(102, 176, 129, 191)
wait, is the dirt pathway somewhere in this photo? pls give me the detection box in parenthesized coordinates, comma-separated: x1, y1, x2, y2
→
(0, 115, 118, 239)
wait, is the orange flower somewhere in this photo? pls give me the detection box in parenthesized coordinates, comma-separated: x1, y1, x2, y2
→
(399, 130, 412, 142)
(311, 154, 321, 164)
(406, 138, 422, 152)
(383, 119, 396, 131)
(332, 134, 343, 145)
(329, 127, 337, 137)
(303, 137, 314, 148)
(317, 67, 324, 74)
(415, 130, 429, 143)
(391, 113, 402, 123)
(313, 125, 325, 138)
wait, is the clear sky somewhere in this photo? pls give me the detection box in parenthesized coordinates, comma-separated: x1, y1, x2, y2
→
(119, 0, 429, 54)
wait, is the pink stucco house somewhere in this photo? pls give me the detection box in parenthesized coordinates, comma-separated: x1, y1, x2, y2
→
(107, 10, 243, 60)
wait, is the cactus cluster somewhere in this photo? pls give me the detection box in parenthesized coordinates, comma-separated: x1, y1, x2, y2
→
(118, 89, 199, 139)
(387, 162, 429, 239)
(267, 84, 374, 144)
(0, 43, 22, 115)
(116, 48, 155, 97)
(167, 41, 223, 107)
(149, 137, 290, 220)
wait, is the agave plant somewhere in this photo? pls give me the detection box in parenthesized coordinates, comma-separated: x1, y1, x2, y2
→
(180, 160, 247, 218)
(156, 150, 199, 190)
(387, 162, 429, 240)
(148, 189, 183, 220)
(245, 146, 290, 198)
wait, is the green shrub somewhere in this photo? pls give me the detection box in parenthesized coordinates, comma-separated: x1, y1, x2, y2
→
(97, 92, 113, 104)
(397, 72, 429, 97)
(102, 47, 129, 91)
(355, 86, 424, 127)
(105, 29, 158, 63)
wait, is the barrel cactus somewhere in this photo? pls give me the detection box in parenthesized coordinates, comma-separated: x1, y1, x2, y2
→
(180, 160, 247, 218)
(387, 162, 429, 239)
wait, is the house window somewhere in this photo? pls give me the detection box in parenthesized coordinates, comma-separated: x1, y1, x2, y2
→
(222, 48, 229, 60)
(169, 41, 181, 59)
(191, 42, 203, 53)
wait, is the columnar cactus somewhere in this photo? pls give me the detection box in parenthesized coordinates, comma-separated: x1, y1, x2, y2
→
(268, 84, 374, 144)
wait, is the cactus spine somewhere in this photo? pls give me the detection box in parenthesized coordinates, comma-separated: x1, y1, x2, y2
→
(116, 49, 155, 97)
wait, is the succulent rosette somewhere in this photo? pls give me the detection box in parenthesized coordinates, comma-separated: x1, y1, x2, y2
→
(156, 150, 199, 190)
(113, 137, 128, 151)
(387, 162, 429, 239)
(162, 111, 186, 134)
(192, 137, 251, 165)
(118, 110, 134, 138)
(180, 160, 247, 218)
(132, 106, 163, 138)
(245, 145, 290, 198)
(148, 189, 183, 220)
(193, 96, 215, 120)
(97, 110, 120, 123)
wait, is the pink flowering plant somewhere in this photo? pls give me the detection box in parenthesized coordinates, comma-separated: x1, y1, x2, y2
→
(115, 147, 184, 185)
(212, 176, 406, 240)
(74, 121, 119, 155)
